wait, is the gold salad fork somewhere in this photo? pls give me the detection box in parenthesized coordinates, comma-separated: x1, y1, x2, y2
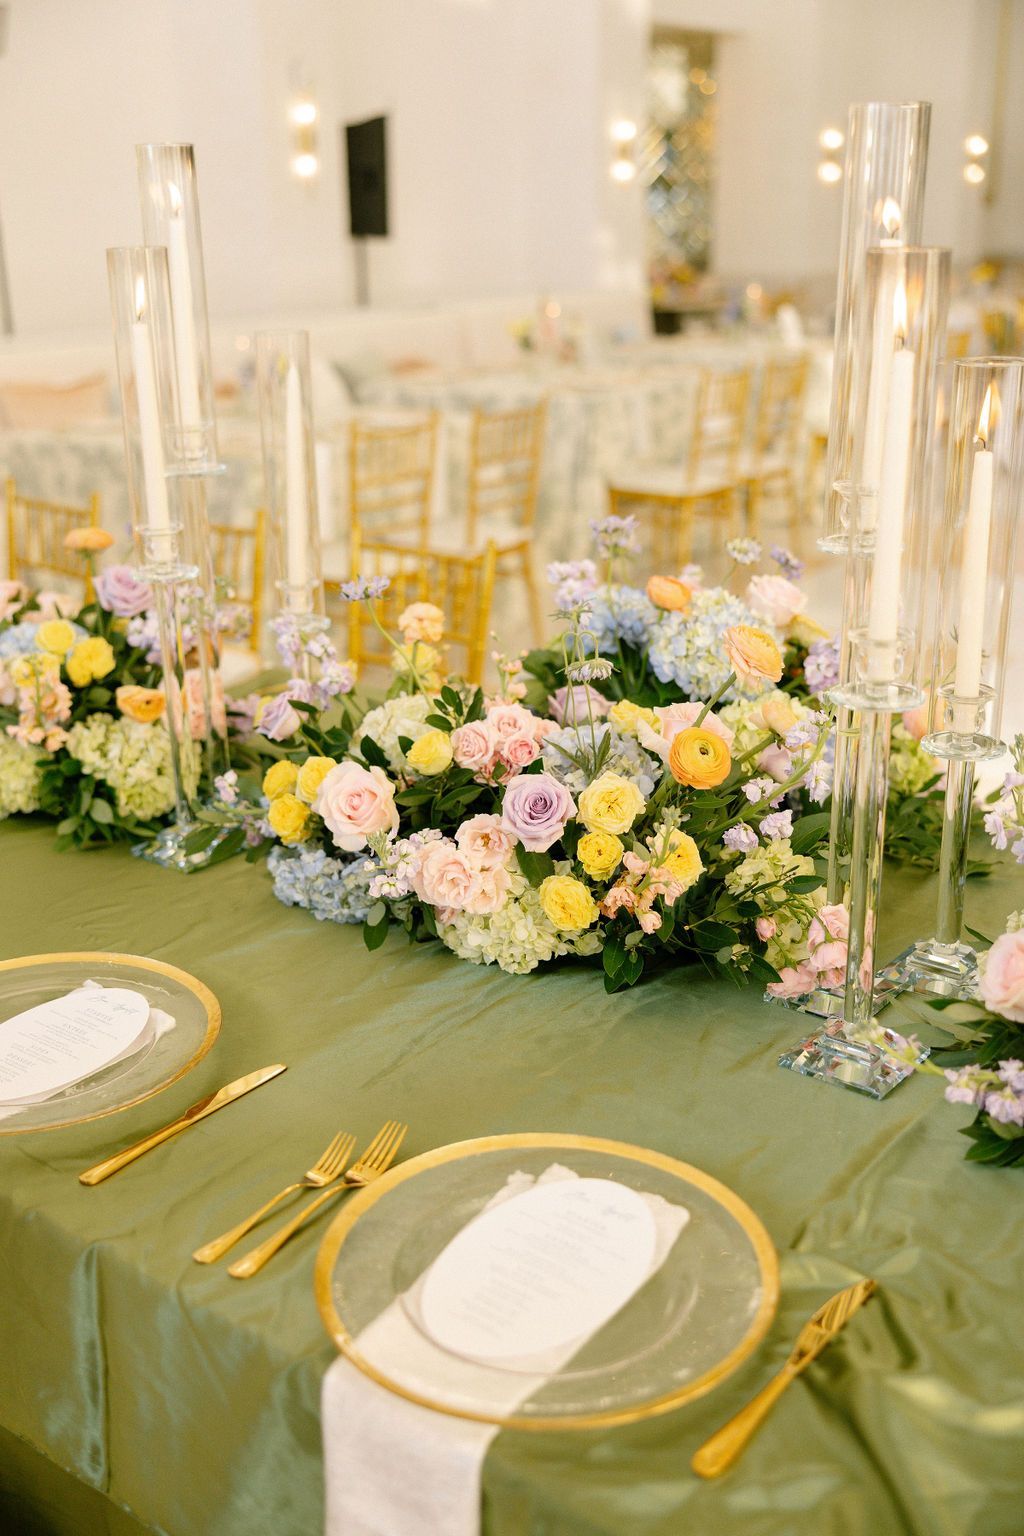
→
(228, 1119, 408, 1278)
(192, 1130, 356, 1264)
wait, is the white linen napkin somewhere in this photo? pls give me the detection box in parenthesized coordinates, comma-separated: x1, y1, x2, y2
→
(322, 1164, 688, 1536)
(0, 981, 174, 1122)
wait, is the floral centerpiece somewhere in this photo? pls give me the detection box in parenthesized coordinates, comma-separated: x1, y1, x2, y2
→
(0, 531, 253, 849)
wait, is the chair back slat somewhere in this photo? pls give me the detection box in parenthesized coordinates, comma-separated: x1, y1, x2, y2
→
(6, 478, 101, 602)
(467, 402, 546, 543)
(688, 369, 750, 481)
(751, 354, 809, 461)
(207, 509, 266, 654)
(349, 415, 438, 542)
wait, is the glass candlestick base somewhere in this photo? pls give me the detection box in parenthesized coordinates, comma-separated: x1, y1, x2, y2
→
(778, 1018, 928, 1099)
(886, 938, 979, 999)
(132, 820, 235, 873)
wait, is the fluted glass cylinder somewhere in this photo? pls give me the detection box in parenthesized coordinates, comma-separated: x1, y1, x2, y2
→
(255, 329, 324, 618)
(821, 101, 931, 551)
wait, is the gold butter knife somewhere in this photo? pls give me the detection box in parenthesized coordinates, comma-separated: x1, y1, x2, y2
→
(79, 1064, 287, 1186)
(691, 1278, 876, 1479)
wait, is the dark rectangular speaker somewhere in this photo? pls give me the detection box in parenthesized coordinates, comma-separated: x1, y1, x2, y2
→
(345, 117, 389, 238)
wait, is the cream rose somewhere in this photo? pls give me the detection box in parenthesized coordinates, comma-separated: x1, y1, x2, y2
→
(315, 761, 399, 852)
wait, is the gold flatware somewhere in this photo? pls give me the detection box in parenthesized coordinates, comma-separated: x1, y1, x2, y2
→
(229, 1119, 407, 1278)
(79, 1065, 287, 1186)
(192, 1129, 356, 1264)
(691, 1278, 876, 1479)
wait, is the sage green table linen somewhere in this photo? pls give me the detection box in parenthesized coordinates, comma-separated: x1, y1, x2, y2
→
(0, 816, 1021, 1536)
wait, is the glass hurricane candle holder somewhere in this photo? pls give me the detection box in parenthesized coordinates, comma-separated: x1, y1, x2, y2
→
(890, 357, 1024, 995)
(255, 330, 325, 627)
(821, 100, 931, 552)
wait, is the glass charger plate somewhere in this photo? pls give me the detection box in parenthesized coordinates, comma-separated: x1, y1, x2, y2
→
(0, 952, 220, 1136)
(315, 1133, 778, 1430)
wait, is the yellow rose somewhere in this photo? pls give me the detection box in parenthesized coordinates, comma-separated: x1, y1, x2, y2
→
(608, 700, 659, 735)
(36, 619, 76, 656)
(63, 526, 114, 553)
(760, 693, 799, 737)
(295, 755, 336, 803)
(65, 636, 115, 688)
(787, 613, 829, 647)
(262, 760, 299, 800)
(406, 728, 453, 776)
(668, 727, 732, 789)
(267, 792, 311, 846)
(539, 874, 599, 932)
(646, 575, 692, 612)
(577, 771, 645, 835)
(577, 830, 624, 881)
(657, 830, 704, 890)
(723, 624, 783, 687)
(115, 684, 166, 724)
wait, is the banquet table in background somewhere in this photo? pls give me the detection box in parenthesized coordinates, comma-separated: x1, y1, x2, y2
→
(1, 818, 1021, 1536)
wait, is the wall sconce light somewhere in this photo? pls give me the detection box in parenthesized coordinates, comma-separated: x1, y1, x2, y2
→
(963, 133, 988, 187)
(817, 125, 844, 184)
(290, 96, 319, 180)
(610, 119, 637, 182)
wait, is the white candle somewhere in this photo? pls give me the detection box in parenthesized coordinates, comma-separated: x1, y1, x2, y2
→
(166, 183, 203, 437)
(860, 200, 903, 509)
(129, 277, 173, 559)
(953, 385, 996, 728)
(285, 363, 307, 591)
(867, 281, 914, 673)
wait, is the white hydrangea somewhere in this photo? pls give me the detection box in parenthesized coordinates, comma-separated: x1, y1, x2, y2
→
(0, 734, 46, 819)
(356, 693, 433, 772)
(438, 870, 602, 975)
(65, 713, 198, 822)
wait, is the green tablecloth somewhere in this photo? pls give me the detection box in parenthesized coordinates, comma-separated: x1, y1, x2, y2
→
(1, 816, 1022, 1536)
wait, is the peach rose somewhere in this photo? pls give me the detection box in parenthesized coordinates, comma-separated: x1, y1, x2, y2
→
(451, 719, 500, 777)
(315, 761, 399, 852)
(979, 931, 1024, 1023)
(646, 575, 692, 612)
(746, 574, 807, 628)
(398, 601, 445, 644)
(486, 702, 542, 740)
(499, 730, 540, 771)
(724, 624, 783, 687)
(35, 590, 78, 621)
(414, 838, 510, 915)
(455, 813, 517, 867)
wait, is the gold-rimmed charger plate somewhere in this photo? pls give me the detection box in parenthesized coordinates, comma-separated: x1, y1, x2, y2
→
(315, 1133, 779, 1431)
(0, 952, 220, 1135)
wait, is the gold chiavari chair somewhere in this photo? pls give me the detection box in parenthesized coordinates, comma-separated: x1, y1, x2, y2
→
(742, 353, 810, 539)
(331, 532, 497, 685)
(803, 430, 829, 522)
(607, 366, 752, 569)
(208, 508, 266, 656)
(5, 478, 101, 603)
(464, 401, 546, 643)
(347, 413, 439, 544)
(946, 329, 973, 360)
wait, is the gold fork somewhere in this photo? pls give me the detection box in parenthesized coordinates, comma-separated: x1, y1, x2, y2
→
(192, 1130, 356, 1264)
(228, 1120, 408, 1279)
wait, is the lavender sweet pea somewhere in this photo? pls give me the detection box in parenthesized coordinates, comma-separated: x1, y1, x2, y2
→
(500, 771, 576, 852)
(95, 564, 154, 618)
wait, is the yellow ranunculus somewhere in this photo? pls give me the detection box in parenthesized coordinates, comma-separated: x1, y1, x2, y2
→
(539, 874, 599, 932)
(295, 755, 336, 804)
(668, 727, 731, 789)
(577, 830, 624, 881)
(406, 728, 453, 776)
(577, 771, 645, 835)
(262, 760, 299, 800)
(608, 699, 659, 735)
(267, 792, 311, 846)
(116, 684, 166, 724)
(65, 636, 115, 688)
(657, 830, 704, 890)
(36, 619, 76, 656)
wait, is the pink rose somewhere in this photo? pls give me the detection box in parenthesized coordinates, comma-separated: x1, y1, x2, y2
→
(0, 580, 24, 622)
(414, 839, 510, 915)
(451, 720, 499, 777)
(755, 916, 777, 942)
(808, 905, 850, 976)
(486, 702, 540, 739)
(182, 668, 227, 739)
(979, 931, 1024, 1023)
(499, 730, 540, 771)
(766, 961, 818, 999)
(901, 705, 928, 741)
(500, 771, 576, 852)
(315, 761, 399, 852)
(746, 574, 807, 628)
(757, 743, 793, 782)
(455, 813, 517, 867)
(34, 590, 78, 621)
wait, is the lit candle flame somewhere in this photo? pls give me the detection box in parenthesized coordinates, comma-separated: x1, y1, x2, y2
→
(978, 382, 999, 447)
(892, 278, 908, 345)
(881, 197, 902, 239)
(168, 182, 183, 216)
(134, 275, 146, 323)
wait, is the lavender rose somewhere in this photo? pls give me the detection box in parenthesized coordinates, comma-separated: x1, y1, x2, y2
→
(95, 564, 154, 618)
(500, 771, 576, 852)
(256, 692, 301, 742)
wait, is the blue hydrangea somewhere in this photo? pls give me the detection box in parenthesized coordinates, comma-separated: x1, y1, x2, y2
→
(268, 845, 376, 924)
(0, 619, 87, 657)
(585, 585, 657, 654)
(648, 588, 757, 699)
(542, 722, 659, 797)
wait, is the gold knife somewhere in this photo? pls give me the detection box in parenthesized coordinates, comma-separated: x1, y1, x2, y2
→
(78, 1064, 287, 1185)
(691, 1278, 876, 1479)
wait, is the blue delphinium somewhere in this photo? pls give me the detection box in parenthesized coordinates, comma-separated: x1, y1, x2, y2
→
(268, 845, 376, 924)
